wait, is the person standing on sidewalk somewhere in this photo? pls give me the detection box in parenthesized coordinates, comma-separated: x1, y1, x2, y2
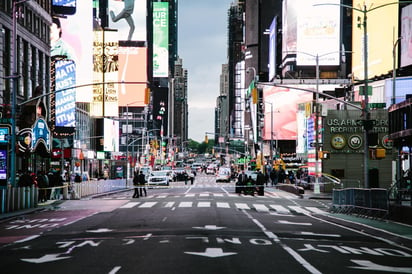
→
(138, 171, 147, 197)
(132, 171, 140, 198)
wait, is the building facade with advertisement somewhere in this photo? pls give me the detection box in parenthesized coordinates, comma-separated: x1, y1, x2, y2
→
(323, 109, 393, 189)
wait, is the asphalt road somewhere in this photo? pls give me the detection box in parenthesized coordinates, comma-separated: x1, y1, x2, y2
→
(1, 173, 411, 274)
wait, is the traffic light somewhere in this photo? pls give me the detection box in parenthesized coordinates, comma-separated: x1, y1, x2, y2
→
(252, 87, 258, 104)
(205, 135, 208, 144)
(144, 88, 151, 105)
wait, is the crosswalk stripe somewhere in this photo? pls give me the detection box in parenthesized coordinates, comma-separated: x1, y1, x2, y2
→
(213, 193, 224, 197)
(235, 203, 250, 210)
(139, 202, 157, 208)
(269, 205, 290, 213)
(216, 202, 230, 208)
(120, 202, 140, 208)
(164, 201, 175, 208)
(185, 194, 195, 197)
(254, 204, 269, 212)
(199, 193, 209, 197)
(288, 206, 310, 214)
(305, 207, 325, 214)
(179, 202, 193, 207)
(198, 202, 211, 207)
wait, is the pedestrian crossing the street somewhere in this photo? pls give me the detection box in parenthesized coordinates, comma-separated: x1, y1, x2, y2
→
(118, 199, 328, 215)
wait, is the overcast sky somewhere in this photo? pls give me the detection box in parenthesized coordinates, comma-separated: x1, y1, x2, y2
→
(178, 0, 234, 142)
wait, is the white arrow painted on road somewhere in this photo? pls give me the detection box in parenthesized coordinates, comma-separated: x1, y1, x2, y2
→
(21, 254, 71, 263)
(193, 225, 226, 230)
(86, 228, 113, 233)
(185, 248, 237, 258)
(350, 260, 412, 273)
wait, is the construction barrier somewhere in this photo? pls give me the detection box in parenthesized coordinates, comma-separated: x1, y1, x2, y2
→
(331, 188, 389, 218)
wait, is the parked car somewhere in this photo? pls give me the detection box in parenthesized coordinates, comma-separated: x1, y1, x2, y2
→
(216, 167, 231, 182)
(147, 170, 170, 186)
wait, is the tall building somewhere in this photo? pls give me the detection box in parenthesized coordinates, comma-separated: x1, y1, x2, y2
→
(0, 1, 52, 185)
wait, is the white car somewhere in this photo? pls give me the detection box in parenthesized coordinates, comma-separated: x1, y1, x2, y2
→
(216, 167, 231, 183)
(147, 171, 170, 186)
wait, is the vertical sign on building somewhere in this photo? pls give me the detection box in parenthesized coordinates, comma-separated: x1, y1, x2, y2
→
(55, 60, 76, 128)
(92, 30, 119, 117)
(153, 2, 169, 78)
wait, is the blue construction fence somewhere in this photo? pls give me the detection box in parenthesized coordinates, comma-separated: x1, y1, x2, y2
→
(331, 188, 389, 217)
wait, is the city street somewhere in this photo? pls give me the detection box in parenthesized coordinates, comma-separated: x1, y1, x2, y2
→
(1, 173, 411, 274)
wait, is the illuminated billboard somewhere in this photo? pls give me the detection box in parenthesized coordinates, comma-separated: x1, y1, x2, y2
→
(262, 85, 313, 140)
(104, 118, 119, 152)
(297, 0, 340, 66)
(118, 46, 148, 107)
(55, 60, 76, 127)
(52, 0, 93, 102)
(153, 2, 169, 78)
(262, 85, 339, 141)
(268, 17, 277, 81)
(282, 0, 340, 66)
(91, 30, 119, 117)
(401, 4, 412, 67)
(352, 0, 398, 79)
(109, 0, 147, 41)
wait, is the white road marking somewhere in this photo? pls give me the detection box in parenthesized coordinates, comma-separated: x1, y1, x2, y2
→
(216, 202, 230, 208)
(198, 202, 211, 207)
(139, 202, 157, 208)
(179, 202, 193, 208)
(289, 206, 311, 214)
(235, 203, 250, 210)
(120, 202, 140, 208)
(254, 204, 269, 212)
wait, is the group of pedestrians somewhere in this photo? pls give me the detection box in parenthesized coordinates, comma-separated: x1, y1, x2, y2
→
(132, 170, 147, 198)
(17, 169, 65, 202)
(235, 168, 265, 196)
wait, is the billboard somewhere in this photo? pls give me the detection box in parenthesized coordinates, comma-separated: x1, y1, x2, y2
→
(109, 0, 147, 41)
(268, 17, 277, 81)
(296, 0, 340, 66)
(118, 46, 148, 107)
(352, 0, 398, 79)
(91, 30, 119, 117)
(262, 84, 339, 141)
(282, 0, 340, 66)
(104, 118, 119, 152)
(54, 60, 76, 127)
(401, 4, 412, 68)
(51, 0, 93, 102)
(153, 2, 169, 78)
(262, 85, 313, 140)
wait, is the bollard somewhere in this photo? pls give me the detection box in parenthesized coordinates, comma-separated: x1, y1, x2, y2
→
(63, 183, 69, 200)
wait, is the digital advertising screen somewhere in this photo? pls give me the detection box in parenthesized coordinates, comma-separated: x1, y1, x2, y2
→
(118, 46, 148, 107)
(153, 2, 169, 78)
(401, 4, 412, 68)
(352, 0, 398, 79)
(55, 60, 76, 127)
(103, 118, 120, 152)
(52, 0, 93, 102)
(109, 0, 147, 42)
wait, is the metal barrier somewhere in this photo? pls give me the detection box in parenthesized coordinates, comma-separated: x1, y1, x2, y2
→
(0, 179, 127, 215)
(70, 179, 127, 199)
(0, 185, 38, 214)
(331, 188, 389, 218)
